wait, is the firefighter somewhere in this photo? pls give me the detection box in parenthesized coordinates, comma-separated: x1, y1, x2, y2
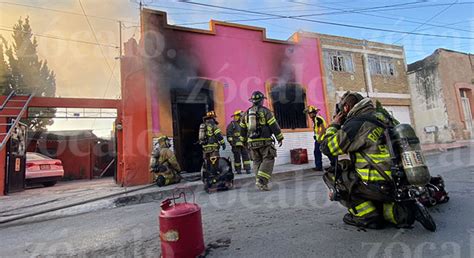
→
(304, 105, 337, 171)
(226, 110, 252, 174)
(199, 111, 226, 161)
(150, 135, 181, 187)
(320, 92, 415, 229)
(241, 91, 284, 191)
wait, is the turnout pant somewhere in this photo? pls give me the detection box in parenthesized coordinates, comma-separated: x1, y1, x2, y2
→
(250, 144, 277, 184)
(231, 145, 251, 172)
(322, 160, 414, 226)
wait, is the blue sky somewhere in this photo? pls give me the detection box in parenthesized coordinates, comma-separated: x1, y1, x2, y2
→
(0, 0, 472, 135)
(145, 0, 474, 63)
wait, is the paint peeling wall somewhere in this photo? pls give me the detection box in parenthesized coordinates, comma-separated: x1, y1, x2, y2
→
(408, 53, 452, 143)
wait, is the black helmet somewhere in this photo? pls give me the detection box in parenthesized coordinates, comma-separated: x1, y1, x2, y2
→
(339, 91, 364, 108)
(249, 91, 266, 104)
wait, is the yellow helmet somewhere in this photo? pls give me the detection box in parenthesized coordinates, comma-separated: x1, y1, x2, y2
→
(304, 105, 320, 114)
(231, 110, 243, 117)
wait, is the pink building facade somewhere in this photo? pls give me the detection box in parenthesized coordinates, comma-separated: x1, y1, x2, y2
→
(122, 9, 329, 173)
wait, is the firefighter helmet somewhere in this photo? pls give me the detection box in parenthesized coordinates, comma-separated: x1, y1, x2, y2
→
(203, 111, 217, 120)
(231, 110, 243, 117)
(339, 91, 364, 108)
(249, 91, 266, 104)
(157, 135, 171, 148)
(304, 105, 320, 114)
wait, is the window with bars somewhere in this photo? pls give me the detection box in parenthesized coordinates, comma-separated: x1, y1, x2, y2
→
(270, 83, 307, 129)
(324, 50, 354, 72)
(368, 55, 396, 76)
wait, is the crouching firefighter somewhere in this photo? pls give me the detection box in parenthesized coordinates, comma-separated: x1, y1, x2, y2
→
(241, 91, 284, 191)
(199, 111, 234, 192)
(227, 110, 252, 174)
(149, 136, 181, 187)
(320, 92, 433, 230)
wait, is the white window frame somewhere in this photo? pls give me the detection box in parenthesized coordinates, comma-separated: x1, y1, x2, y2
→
(368, 55, 396, 76)
(324, 50, 354, 73)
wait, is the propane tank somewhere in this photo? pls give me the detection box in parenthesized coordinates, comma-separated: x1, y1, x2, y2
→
(159, 192, 205, 258)
(247, 107, 258, 138)
(392, 124, 431, 186)
(198, 123, 206, 142)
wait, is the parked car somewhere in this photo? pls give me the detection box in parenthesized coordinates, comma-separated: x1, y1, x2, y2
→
(26, 152, 64, 187)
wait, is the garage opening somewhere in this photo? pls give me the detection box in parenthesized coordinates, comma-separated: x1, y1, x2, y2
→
(171, 79, 214, 173)
(24, 107, 118, 187)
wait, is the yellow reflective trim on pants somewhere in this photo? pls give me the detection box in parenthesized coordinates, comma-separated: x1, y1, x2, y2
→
(234, 163, 242, 167)
(268, 117, 276, 125)
(257, 171, 271, 180)
(356, 168, 392, 181)
(383, 203, 397, 224)
(244, 161, 252, 165)
(349, 201, 377, 217)
(214, 129, 221, 134)
(248, 137, 273, 142)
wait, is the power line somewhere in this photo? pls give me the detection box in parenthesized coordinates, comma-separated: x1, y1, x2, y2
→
(180, 1, 474, 40)
(0, 1, 139, 25)
(292, 1, 474, 34)
(0, 27, 118, 48)
(392, 0, 460, 44)
(78, 0, 120, 87)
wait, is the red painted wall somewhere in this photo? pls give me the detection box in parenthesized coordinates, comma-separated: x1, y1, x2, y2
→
(120, 39, 151, 186)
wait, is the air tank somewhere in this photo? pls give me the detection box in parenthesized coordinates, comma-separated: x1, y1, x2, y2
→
(392, 124, 431, 186)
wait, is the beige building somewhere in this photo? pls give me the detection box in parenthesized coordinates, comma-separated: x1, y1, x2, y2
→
(408, 48, 474, 143)
(298, 32, 413, 125)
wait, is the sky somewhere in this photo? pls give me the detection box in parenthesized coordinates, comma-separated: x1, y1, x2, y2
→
(0, 0, 473, 135)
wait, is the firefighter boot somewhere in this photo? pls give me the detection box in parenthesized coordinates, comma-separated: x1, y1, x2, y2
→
(256, 178, 270, 191)
(342, 213, 385, 230)
(245, 169, 252, 174)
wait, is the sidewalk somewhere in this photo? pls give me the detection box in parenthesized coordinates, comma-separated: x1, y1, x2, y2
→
(0, 162, 315, 225)
(421, 139, 473, 155)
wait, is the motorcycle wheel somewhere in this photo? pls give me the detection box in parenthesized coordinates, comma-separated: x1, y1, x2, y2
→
(414, 201, 437, 232)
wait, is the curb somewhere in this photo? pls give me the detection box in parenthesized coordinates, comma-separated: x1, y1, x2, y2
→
(423, 144, 468, 156)
(0, 166, 314, 226)
(113, 167, 314, 207)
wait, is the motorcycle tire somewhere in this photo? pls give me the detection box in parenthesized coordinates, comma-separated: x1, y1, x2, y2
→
(414, 201, 437, 232)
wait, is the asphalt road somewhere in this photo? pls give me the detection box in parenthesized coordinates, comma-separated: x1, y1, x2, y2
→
(0, 145, 473, 257)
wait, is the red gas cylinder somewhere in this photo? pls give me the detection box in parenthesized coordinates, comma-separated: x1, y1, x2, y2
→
(159, 192, 205, 258)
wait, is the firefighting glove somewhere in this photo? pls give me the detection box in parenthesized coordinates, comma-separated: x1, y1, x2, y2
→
(313, 135, 317, 141)
(278, 140, 283, 147)
(221, 144, 226, 150)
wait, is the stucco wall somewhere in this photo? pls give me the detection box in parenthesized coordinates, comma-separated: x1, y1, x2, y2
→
(408, 69, 451, 143)
(142, 10, 327, 136)
(437, 50, 474, 139)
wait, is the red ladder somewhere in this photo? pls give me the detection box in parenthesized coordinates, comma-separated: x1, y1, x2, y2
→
(0, 91, 33, 151)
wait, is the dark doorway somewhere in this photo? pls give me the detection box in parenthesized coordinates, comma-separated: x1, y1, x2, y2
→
(171, 81, 214, 173)
(4, 122, 27, 194)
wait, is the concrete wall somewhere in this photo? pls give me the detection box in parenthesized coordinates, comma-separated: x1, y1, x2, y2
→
(408, 49, 474, 143)
(437, 50, 474, 139)
(408, 69, 451, 143)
